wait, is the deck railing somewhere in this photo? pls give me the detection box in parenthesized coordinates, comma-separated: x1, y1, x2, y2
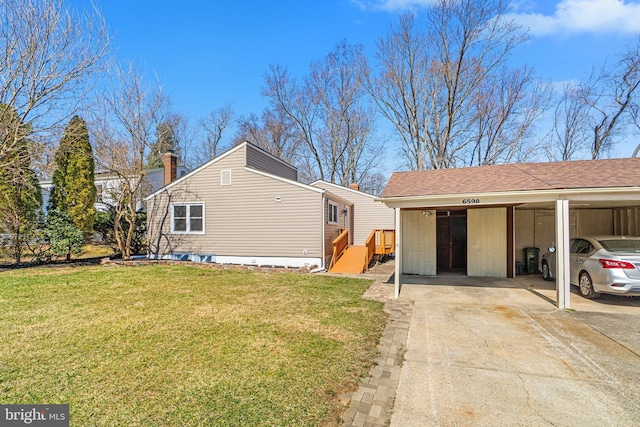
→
(364, 229, 395, 267)
(329, 229, 349, 270)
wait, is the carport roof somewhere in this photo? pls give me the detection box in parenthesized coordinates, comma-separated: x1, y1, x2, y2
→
(381, 158, 640, 198)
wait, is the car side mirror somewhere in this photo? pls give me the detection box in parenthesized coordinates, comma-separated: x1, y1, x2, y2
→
(548, 247, 556, 253)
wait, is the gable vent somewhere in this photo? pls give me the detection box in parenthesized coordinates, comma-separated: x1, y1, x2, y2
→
(221, 170, 232, 186)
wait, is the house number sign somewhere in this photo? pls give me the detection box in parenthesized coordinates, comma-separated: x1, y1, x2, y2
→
(462, 198, 480, 204)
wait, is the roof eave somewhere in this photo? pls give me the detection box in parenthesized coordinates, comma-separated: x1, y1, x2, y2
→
(377, 186, 640, 209)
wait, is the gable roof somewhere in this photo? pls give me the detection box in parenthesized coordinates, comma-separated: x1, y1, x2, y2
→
(145, 141, 350, 204)
(310, 180, 377, 198)
(145, 141, 300, 201)
(381, 158, 640, 198)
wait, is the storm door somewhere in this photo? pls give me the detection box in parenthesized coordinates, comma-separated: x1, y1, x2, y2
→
(436, 210, 467, 272)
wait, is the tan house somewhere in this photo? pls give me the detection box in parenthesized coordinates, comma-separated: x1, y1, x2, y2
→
(378, 158, 640, 308)
(311, 180, 395, 246)
(145, 142, 390, 270)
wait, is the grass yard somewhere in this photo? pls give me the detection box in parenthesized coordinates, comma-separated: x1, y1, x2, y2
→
(0, 264, 386, 426)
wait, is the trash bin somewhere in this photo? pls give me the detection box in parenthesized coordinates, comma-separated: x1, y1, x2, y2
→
(523, 247, 540, 274)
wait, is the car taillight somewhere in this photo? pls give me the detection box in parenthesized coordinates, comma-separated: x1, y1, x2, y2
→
(598, 259, 636, 269)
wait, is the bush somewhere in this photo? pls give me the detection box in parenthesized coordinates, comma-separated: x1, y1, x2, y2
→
(92, 209, 147, 256)
(46, 210, 84, 261)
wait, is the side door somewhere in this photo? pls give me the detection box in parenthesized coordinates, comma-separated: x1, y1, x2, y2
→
(569, 238, 594, 284)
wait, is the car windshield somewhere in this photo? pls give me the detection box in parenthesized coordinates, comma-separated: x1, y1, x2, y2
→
(598, 239, 640, 253)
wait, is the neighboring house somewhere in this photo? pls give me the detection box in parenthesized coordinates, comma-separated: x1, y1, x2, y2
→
(40, 154, 189, 213)
(377, 157, 640, 308)
(146, 142, 358, 269)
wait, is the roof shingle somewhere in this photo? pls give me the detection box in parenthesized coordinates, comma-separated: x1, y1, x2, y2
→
(380, 158, 640, 198)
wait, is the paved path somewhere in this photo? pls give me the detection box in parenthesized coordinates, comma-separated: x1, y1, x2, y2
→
(339, 262, 410, 427)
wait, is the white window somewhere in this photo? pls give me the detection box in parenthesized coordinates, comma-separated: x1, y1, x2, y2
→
(221, 170, 232, 185)
(172, 203, 204, 234)
(328, 201, 338, 224)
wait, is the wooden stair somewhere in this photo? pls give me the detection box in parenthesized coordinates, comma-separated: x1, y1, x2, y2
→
(329, 246, 368, 274)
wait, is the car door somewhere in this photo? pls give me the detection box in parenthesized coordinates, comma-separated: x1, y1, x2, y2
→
(569, 238, 594, 284)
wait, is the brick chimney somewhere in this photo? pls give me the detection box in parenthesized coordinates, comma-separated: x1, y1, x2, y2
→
(163, 151, 177, 185)
(349, 183, 360, 191)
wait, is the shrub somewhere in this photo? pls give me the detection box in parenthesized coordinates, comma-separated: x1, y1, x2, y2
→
(46, 210, 84, 261)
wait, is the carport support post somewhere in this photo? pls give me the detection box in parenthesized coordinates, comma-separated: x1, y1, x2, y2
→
(555, 199, 571, 309)
(394, 207, 401, 299)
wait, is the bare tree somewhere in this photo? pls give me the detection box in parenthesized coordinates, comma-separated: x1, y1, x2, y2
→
(0, 0, 108, 177)
(263, 65, 323, 177)
(543, 41, 640, 160)
(545, 82, 592, 161)
(264, 40, 382, 186)
(469, 67, 551, 166)
(235, 107, 301, 164)
(370, 1, 533, 170)
(630, 101, 640, 157)
(92, 64, 168, 259)
(587, 43, 640, 159)
(367, 13, 431, 170)
(170, 114, 197, 168)
(196, 104, 234, 164)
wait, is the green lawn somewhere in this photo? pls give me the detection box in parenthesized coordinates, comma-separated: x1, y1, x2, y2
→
(0, 264, 386, 426)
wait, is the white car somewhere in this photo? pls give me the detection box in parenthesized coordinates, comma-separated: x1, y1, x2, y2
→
(540, 236, 640, 299)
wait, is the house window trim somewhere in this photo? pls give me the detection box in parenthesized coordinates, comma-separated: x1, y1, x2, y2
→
(171, 202, 205, 235)
(328, 201, 339, 225)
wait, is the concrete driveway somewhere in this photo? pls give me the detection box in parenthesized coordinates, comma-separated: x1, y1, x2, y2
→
(390, 275, 640, 426)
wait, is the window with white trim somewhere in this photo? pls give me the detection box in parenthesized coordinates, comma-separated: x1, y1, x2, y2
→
(172, 203, 204, 234)
(328, 201, 338, 224)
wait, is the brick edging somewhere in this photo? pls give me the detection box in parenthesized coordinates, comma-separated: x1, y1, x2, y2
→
(100, 258, 313, 274)
(341, 281, 413, 426)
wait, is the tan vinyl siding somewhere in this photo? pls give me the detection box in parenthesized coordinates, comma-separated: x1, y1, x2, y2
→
(312, 181, 395, 245)
(246, 144, 297, 181)
(323, 196, 350, 257)
(468, 208, 507, 277)
(147, 144, 322, 259)
(401, 210, 436, 275)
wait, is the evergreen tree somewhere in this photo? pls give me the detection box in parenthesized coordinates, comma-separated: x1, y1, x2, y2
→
(146, 119, 179, 168)
(49, 116, 96, 233)
(0, 105, 42, 263)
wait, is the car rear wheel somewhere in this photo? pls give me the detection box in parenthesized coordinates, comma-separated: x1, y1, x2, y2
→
(541, 261, 552, 281)
(578, 272, 601, 299)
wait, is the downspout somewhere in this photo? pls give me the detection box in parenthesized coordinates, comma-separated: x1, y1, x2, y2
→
(321, 193, 326, 269)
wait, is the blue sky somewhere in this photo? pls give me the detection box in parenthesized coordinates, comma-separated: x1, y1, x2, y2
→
(72, 0, 640, 157)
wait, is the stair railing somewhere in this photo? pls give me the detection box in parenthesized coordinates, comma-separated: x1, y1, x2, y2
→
(329, 229, 349, 270)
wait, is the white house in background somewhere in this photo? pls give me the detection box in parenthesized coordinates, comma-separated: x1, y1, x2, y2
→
(39, 152, 189, 212)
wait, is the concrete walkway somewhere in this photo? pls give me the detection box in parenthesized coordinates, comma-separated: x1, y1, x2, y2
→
(342, 266, 640, 426)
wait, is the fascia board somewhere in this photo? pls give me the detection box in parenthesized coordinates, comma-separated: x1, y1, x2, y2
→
(377, 187, 640, 209)
(145, 142, 247, 201)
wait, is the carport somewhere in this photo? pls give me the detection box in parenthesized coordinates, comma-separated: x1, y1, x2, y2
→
(378, 158, 640, 308)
